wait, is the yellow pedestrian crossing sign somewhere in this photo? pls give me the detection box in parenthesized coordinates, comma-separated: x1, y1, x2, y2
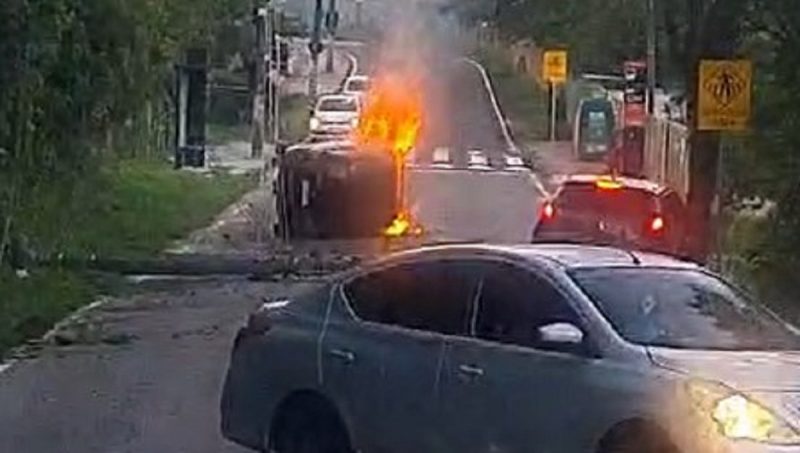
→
(543, 50, 568, 84)
(698, 59, 752, 131)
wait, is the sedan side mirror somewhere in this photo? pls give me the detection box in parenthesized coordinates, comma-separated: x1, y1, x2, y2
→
(538, 322, 584, 345)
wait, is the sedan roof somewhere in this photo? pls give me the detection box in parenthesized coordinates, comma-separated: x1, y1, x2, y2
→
(380, 243, 698, 271)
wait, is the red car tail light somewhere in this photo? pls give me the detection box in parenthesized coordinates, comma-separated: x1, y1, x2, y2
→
(541, 202, 555, 221)
(649, 215, 665, 234)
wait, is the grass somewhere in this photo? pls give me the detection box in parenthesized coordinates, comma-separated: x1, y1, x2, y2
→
(719, 213, 800, 325)
(17, 159, 255, 260)
(0, 268, 94, 355)
(208, 123, 250, 145)
(281, 94, 312, 143)
(1, 158, 256, 358)
(477, 48, 549, 146)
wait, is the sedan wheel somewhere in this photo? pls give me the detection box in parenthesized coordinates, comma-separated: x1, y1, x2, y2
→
(275, 407, 350, 453)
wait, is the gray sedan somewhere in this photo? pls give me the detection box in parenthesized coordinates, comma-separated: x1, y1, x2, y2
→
(221, 244, 800, 453)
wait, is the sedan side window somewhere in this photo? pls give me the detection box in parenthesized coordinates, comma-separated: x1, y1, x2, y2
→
(345, 261, 479, 336)
(475, 263, 583, 352)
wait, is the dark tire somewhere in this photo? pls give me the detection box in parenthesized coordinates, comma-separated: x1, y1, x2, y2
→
(598, 421, 678, 453)
(271, 396, 351, 453)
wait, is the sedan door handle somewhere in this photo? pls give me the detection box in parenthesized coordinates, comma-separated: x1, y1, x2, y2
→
(457, 364, 484, 378)
(328, 348, 356, 364)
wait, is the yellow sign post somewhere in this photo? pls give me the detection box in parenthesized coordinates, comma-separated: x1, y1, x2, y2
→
(698, 59, 752, 131)
(542, 50, 568, 141)
(542, 50, 568, 84)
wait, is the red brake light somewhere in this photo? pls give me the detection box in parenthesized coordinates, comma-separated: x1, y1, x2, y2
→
(541, 202, 555, 220)
(650, 215, 665, 233)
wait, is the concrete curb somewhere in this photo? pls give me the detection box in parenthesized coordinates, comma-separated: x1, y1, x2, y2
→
(0, 296, 112, 376)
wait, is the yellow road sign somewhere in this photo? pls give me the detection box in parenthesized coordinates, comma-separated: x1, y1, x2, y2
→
(698, 59, 752, 131)
(543, 50, 568, 84)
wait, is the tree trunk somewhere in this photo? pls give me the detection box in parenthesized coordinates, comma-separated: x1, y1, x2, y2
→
(0, 213, 12, 268)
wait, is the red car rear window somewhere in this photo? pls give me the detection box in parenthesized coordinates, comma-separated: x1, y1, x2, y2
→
(556, 183, 657, 225)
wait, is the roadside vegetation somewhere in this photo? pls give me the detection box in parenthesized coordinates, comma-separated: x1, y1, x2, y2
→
(0, 160, 254, 357)
(477, 49, 549, 147)
(452, 0, 800, 320)
(0, 0, 256, 357)
(281, 94, 313, 143)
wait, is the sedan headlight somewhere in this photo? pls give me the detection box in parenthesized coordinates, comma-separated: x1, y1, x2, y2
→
(689, 381, 800, 444)
(309, 117, 321, 130)
(713, 394, 799, 444)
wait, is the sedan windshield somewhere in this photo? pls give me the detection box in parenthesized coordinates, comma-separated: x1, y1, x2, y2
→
(570, 268, 800, 350)
(346, 79, 369, 92)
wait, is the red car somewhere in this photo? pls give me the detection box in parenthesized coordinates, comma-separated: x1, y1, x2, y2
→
(532, 174, 690, 258)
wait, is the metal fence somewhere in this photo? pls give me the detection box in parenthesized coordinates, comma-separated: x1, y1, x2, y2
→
(644, 117, 691, 201)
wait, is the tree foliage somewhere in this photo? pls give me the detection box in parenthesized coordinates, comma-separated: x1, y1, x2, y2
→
(461, 0, 800, 298)
(0, 0, 249, 264)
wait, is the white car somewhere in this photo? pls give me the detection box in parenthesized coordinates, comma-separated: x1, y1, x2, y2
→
(431, 147, 452, 168)
(504, 154, 527, 170)
(342, 75, 370, 99)
(309, 94, 360, 136)
(467, 150, 491, 169)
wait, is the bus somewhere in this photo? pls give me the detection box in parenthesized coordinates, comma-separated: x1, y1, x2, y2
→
(573, 97, 616, 161)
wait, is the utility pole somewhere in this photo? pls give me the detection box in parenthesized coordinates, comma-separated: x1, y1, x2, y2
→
(308, 0, 324, 101)
(683, 0, 742, 262)
(251, 6, 267, 158)
(646, 0, 657, 115)
(266, 2, 280, 144)
(325, 0, 338, 73)
(273, 33, 281, 143)
(355, 0, 363, 28)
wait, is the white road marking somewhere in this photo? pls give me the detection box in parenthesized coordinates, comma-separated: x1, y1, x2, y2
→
(431, 163, 454, 170)
(344, 51, 358, 78)
(461, 57, 550, 198)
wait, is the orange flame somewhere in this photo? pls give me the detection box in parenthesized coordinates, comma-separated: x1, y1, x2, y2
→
(383, 210, 424, 238)
(356, 74, 423, 156)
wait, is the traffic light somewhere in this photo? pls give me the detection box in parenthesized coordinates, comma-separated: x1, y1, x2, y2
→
(308, 40, 324, 56)
(325, 10, 339, 32)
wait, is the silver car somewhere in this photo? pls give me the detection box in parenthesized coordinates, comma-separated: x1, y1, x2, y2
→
(221, 244, 800, 453)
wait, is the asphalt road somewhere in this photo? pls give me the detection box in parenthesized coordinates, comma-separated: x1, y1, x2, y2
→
(0, 19, 546, 453)
(0, 278, 330, 453)
(408, 58, 542, 242)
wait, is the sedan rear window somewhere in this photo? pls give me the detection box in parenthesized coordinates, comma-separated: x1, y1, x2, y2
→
(570, 268, 800, 350)
(558, 184, 654, 224)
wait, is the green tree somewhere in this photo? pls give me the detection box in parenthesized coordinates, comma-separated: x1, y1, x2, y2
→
(0, 0, 250, 265)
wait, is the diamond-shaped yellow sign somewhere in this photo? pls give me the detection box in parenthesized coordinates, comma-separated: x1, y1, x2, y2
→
(698, 60, 752, 131)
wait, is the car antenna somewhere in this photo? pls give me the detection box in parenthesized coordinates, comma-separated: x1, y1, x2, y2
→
(613, 237, 641, 265)
(623, 247, 642, 265)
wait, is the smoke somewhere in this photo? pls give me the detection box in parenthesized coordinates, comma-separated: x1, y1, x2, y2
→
(357, 0, 471, 155)
(370, 0, 466, 75)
